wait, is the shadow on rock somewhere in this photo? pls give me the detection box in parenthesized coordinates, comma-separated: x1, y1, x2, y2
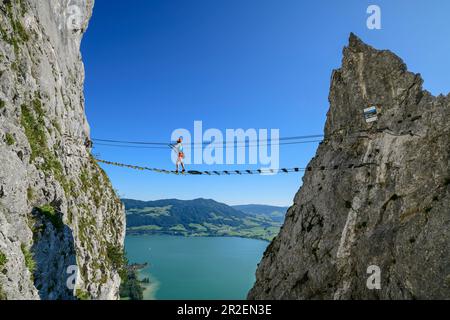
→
(30, 203, 77, 300)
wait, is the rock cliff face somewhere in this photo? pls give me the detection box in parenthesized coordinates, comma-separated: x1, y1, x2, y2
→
(249, 34, 450, 299)
(0, 0, 125, 300)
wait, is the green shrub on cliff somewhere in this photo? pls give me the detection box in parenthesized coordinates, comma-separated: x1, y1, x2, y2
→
(75, 289, 90, 300)
(119, 269, 144, 300)
(20, 244, 35, 276)
(36, 204, 64, 231)
(106, 244, 126, 271)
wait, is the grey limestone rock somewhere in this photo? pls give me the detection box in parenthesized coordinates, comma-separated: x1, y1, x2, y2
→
(0, 0, 125, 300)
(249, 33, 450, 300)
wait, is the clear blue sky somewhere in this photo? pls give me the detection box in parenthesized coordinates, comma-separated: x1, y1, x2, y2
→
(81, 0, 450, 206)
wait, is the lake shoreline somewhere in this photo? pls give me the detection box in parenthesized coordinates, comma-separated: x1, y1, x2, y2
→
(126, 230, 272, 243)
(125, 235, 269, 300)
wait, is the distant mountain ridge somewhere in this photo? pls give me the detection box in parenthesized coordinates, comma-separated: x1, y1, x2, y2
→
(232, 205, 288, 223)
(122, 198, 287, 241)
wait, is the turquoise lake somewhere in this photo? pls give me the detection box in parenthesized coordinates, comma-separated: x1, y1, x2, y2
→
(125, 235, 269, 300)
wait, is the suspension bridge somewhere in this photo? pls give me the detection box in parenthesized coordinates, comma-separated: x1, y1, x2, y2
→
(86, 133, 325, 176)
(84, 129, 394, 176)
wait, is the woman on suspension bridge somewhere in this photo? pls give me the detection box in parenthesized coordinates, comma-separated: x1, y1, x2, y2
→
(170, 137, 186, 174)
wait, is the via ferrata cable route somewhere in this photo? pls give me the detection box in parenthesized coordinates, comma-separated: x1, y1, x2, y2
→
(94, 158, 303, 176)
(78, 129, 395, 176)
(84, 133, 327, 176)
(94, 158, 378, 176)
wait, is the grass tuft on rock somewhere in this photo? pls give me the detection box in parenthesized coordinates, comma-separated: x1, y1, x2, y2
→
(27, 187, 34, 202)
(36, 204, 64, 231)
(20, 244, 35, 277)
(0, 285, 6, 300)
(75, 289, 90, 300)
(0, 250, 7, 270)
(2, 1, 29, 56)
(20, 100, 70, 195)
(20, 103, 46, 162)
(5, 133, 15, 146)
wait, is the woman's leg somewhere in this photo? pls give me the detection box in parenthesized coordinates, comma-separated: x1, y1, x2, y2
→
(179, 153, 185, 172)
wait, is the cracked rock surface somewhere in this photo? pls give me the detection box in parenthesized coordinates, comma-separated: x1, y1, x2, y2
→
(249, 34, 450, 300)
(1, 0, 125, 300)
